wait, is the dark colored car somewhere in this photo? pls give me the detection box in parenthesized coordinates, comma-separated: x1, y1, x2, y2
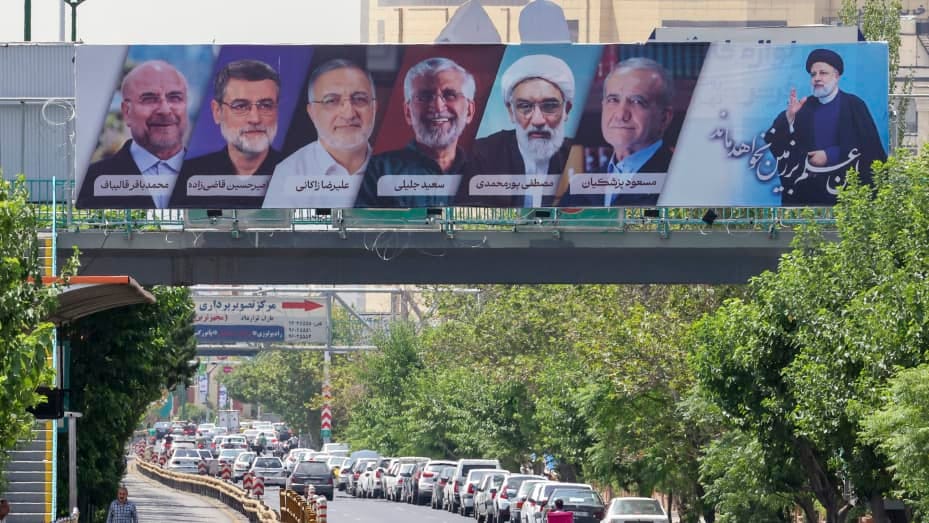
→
(541, 488, 605, 523)
(288, 460, 335, 500)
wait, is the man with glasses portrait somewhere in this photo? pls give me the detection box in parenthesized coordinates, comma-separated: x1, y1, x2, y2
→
(561, 57, 675, 207)
(170, 59, 282, 208)
(77, 59, 190, 208)
(263, 59, 377, 208)
(359, 56, 476, 207)
(468, 54, 575, 207)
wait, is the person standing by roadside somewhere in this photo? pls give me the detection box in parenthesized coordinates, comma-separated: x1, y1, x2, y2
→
(0, 497, 11, 522)
(106, 486, 138, 523)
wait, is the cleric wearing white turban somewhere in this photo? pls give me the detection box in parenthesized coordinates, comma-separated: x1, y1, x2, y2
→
(467, 54, 576, 207)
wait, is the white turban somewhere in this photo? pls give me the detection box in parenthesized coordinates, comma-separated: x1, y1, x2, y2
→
(501, 54, 575, 104)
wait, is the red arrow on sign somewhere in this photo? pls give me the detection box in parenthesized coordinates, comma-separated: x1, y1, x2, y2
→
(281, 300, 324, 312)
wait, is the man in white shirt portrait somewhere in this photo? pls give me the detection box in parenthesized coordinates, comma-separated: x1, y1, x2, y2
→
(262, 59, 376, 208)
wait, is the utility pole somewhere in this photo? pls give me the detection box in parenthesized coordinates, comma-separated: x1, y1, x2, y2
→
(321, 294, 333, 444)
(64, 411, 83, 513)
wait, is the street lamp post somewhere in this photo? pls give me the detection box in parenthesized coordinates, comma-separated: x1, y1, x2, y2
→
(62, 0, 89, 42)
(24, 0, 31, 41)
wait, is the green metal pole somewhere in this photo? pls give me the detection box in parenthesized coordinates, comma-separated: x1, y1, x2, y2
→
(24, 0, 31, 41)
(70, 3, 77, 42)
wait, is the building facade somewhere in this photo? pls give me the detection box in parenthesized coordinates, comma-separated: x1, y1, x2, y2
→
(360, 0, 929, 150)
(359, 0, 877, 44)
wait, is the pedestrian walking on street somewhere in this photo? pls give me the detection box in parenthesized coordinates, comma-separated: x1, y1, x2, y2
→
(0, 497, 11, 523)
(106, 486, 138, 523)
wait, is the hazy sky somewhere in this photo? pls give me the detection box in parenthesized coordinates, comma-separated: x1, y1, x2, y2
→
(1, 0, 362, 43)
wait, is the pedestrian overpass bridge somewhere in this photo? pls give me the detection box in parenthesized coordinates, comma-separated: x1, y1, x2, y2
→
(37, 191, 835, 286)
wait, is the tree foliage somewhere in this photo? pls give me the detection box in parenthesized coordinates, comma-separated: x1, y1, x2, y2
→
(692, 148, 929, 523)
(58, 286, 197, 520)
(860, 364, 929, 517)
(335, 284, 736, 522)
(0, 176, 77, 489)
(223, 350, 325, 445)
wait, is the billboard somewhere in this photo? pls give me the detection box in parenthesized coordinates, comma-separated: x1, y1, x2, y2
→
(193, 296, 328, 344)
(75, 42, 888, 209)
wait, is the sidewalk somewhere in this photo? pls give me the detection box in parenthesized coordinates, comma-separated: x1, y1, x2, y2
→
(121, 459, 248, 523)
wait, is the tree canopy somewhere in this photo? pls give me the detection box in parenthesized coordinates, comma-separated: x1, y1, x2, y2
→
(0, 176, 77, 489)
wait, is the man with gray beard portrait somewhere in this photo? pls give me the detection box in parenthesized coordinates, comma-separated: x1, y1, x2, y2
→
(170, 59, 282, 208)
(468, 54, 575, 207)
(360, 57, 476, 207)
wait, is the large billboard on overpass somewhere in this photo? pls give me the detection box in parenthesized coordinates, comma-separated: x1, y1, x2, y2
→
(74, 42, 887, 210)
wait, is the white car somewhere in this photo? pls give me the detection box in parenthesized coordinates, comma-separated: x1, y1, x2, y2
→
(250, 456, 287, 487)
(197, 423, 216, 437)
(601, 497, 667, 522)
(416, 460, 456, 505)
(167, 456, 200, 475)
(233, 451, 257, 481)
(522, 482, 593, 523)
(283, 448, 312, 473)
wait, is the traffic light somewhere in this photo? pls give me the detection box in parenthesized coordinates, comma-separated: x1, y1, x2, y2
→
(27, 387, 64, 419)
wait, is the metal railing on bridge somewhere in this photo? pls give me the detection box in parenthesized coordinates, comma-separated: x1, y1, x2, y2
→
(22, 178, 838, 237)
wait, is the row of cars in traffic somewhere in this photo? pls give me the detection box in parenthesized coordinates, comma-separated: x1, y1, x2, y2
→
(152, 420, 297, 459)
(151, 431, 349, 502)
(341, 455, 670, 523)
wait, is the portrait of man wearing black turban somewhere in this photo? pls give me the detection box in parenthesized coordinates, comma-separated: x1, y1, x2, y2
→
(763, 48, 886, 205)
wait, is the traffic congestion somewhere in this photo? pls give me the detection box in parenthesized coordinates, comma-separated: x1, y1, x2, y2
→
(140, 419, 671, 523)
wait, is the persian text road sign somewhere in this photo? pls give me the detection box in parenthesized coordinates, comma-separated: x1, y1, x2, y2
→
(194, 296, 328, 344)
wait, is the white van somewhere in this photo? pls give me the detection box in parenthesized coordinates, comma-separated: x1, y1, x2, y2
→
(449, 459, 502, 516)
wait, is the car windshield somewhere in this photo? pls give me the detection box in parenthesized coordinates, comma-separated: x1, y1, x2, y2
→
(461, 464, 497, 477)
(609, 499, 664, 515)
(399, 464, 415, 474)
(254, 458, 281, 468)
(296, 461, 330, 475)
(174, 449, 199, 458)
(235, 453, 256, 463)
(549, 489, 602, 505)
(467, 470, 499, 484)
(517, 481, 546, 497)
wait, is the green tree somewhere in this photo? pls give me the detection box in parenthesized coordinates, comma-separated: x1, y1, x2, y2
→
(839, 0, 908, 143)
(58, 286, 197, 521)
(338, 284, 735, 522)
(223, 350, 324, 445)
(692, 149, 929, 523)
(0, 175, 77, 487)
(860, 364, 929, 518)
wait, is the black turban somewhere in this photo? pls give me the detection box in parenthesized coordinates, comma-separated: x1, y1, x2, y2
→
(806, 48, 844, 75)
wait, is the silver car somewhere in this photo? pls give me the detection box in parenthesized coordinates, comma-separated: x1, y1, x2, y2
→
(249, 456, 287, 487)
(417, 460, 457, 505)
(460, 468, 505, 517)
